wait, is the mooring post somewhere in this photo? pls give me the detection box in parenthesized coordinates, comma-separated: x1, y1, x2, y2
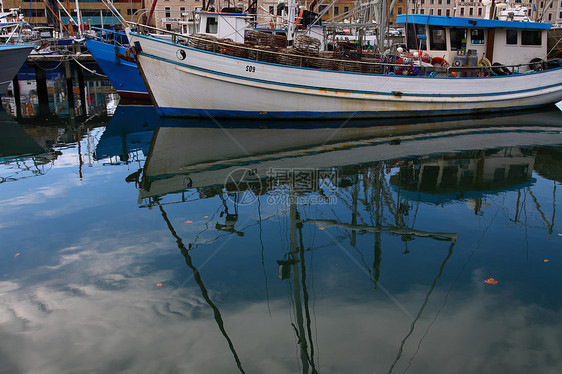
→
(64, 60, 75, 110)
(76, 61, 87, 113)
(11, 75, 22, 119)
(35, 66, 50, 118)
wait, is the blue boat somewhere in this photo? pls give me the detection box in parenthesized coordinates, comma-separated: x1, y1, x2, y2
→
(86, 28, 150, 103)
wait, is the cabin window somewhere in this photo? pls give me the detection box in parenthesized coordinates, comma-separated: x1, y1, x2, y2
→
(450, 28, 467, 51)
(506, 29, 518, 45)
(407, 24, 427, 50)
(429, 26, 446, 50)
(206, 17, 218, 34)
(470, 29, 484, 44)
(521, 30, 541, 45)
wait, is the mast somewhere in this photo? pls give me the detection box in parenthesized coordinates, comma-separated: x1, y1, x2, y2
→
(66, 0, 74, 36)
(287, 0, 297, 44)
(74, 0, 82, 38)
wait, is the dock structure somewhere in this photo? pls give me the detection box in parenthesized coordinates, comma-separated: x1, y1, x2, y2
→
(26, 53, 96, 64)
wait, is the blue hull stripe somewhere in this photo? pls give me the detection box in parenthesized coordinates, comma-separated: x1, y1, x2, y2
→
(133, 33, 562, 98)
(156, 103, 553, 119)
(139, 50, 562, 99)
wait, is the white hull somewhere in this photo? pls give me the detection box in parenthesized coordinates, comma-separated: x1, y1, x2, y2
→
(0, 44, 34, 95)
(130, 33, 562, 119)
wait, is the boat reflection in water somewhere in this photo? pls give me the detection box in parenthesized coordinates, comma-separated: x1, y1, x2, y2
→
(96, 106, 562, 373)
(134, 106, 562, 205)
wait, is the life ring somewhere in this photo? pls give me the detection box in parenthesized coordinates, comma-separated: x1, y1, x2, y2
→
(477, 57, 491, 67)
(492, 62, 511, 75)
(431, 57, 449, 67)
(529, 58, 544, 71)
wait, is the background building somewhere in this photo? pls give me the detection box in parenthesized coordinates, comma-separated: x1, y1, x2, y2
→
(3, 0, 559, 32)
(3, 0, 142, 29)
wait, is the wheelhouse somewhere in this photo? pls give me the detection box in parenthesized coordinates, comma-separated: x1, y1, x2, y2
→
(396, 14, 551, 70)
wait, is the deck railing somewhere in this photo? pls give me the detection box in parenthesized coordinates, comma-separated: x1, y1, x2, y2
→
(127, 22, 550, 77)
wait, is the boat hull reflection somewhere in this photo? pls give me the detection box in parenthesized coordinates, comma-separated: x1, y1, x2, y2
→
(136, 108, 562, 202)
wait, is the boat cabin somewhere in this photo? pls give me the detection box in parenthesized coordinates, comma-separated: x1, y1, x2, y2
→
(395, 14, 551, 70)
(182, 12, 249, 43)
(181, 10, 325, 48)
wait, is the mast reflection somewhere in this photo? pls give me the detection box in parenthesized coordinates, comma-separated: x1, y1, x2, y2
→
(111, 106, 562, 372)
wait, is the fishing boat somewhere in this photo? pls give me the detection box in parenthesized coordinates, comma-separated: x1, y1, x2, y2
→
(85, 28, 150, 103)
(0, 44, 35, 96)
(126, 11, 562, 119)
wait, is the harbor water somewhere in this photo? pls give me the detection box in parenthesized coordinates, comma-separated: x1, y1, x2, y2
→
(1, 68, 562, 373)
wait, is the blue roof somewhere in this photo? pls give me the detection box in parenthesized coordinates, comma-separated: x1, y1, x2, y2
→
(395, 14, 551, 30)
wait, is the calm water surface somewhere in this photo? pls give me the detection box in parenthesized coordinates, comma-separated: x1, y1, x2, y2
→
(2, 78, 562, 373)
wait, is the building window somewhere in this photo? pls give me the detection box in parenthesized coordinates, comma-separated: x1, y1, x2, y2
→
(398, 7, 402, 13)
(334, 6, 339, 15)
(438, 9, 442, 15)
(460, 8, 465, 15)
(506, 29, 518, 45)
(446, 9, 450, 16)
(478, 8, 482, 16)
(469, 8, 473, 15)
(165, 7, 171, 17)
(430, 9, 434, 15)
(344, 6, 349, 13)
(166, 24, 171, 31)
(522, 30, 541, 45)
